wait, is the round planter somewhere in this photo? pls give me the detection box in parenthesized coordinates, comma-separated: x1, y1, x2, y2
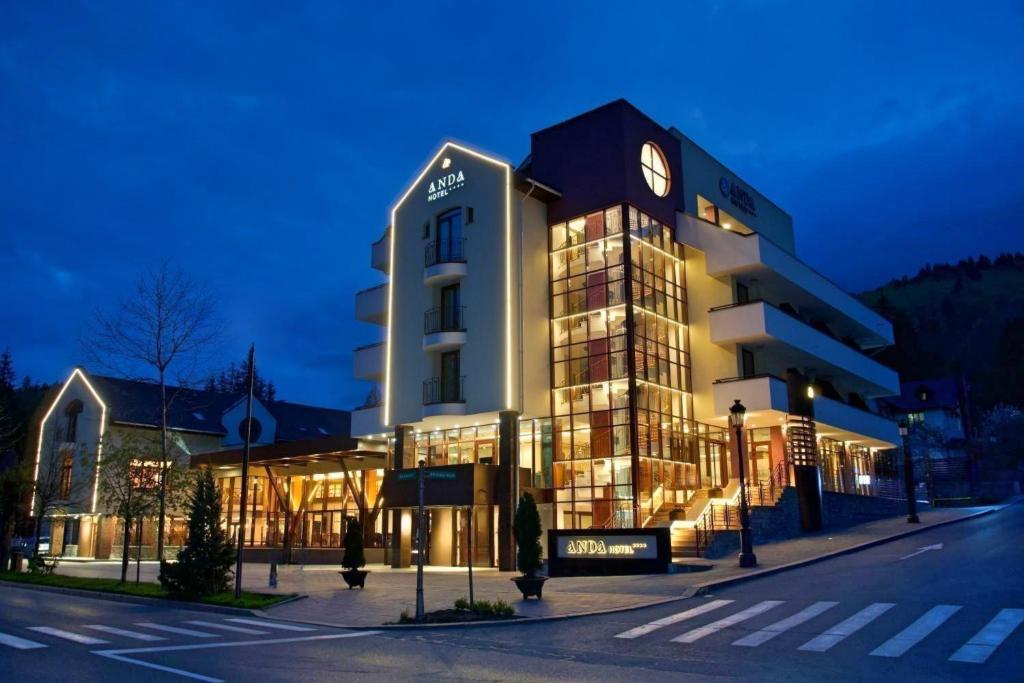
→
(511, 575, 547, 600)
(340, 569, 369, 589)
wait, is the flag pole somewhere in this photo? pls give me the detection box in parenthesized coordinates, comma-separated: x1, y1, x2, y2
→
(234, 344, 256, 599)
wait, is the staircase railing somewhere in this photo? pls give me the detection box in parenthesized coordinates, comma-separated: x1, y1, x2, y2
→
(693, 461, 790, 552)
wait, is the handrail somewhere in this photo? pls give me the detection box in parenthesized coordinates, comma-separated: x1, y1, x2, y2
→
(425, 238, 467, 267)
(708, 299, 889, 362)
(712, 373, 788, 385)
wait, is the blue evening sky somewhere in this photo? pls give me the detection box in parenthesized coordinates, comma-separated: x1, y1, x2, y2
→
(2, 1, 1022, 408)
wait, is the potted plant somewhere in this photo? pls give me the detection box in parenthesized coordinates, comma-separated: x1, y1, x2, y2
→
(339, 517, 369, 589)
(511, 492, 547, 599)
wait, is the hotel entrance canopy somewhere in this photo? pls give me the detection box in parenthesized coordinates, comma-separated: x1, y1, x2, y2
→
(190, 434, 387, 474)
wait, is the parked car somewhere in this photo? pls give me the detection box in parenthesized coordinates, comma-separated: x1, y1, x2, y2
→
(12, 536, 50, 555)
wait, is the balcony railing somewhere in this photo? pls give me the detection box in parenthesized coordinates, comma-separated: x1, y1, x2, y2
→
(423, 306, 465, 335)
(424, 238, 466, 267)
(423, 376, 465, 405)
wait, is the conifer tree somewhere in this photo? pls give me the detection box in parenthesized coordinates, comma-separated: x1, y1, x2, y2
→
(159, 468, 234, 597)
(513, 492, 543, 577)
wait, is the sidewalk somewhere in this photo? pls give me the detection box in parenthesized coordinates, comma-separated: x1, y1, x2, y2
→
(49, 502, 1011, 627)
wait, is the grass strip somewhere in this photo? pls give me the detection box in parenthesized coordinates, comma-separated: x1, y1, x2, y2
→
(0, 571, 293, 610)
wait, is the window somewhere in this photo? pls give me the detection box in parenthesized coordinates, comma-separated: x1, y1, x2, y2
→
(436, 208, 463, 260)
(64, 400, 83, 443)
(239, 418, 263, 442)
(640, 142, 670, 197)
(736, 282, 750, 304)
(423, 221, 430, 239)
(741, 349, 756, 378)
(59, 453, 74, 498)
(907, 412, 925, 425)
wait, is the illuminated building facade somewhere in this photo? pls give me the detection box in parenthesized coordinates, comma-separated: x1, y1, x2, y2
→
(349, 99, 901, 568)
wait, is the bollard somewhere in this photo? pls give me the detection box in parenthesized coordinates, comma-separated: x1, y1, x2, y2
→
(269, 561, 278, 588)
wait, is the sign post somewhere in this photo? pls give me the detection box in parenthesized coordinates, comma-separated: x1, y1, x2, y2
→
(234, 344, 256, 600)
(415, 459, 426, 622)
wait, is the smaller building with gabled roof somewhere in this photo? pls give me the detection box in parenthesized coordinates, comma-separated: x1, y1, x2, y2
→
(30, 367, 350, 560)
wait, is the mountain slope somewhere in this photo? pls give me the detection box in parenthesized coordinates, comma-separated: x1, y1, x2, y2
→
(858, 253, 1024, 410)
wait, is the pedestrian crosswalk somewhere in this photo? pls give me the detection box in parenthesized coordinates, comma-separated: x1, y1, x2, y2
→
(613, 598, 1024, 665)
(0, 617, 324, 652)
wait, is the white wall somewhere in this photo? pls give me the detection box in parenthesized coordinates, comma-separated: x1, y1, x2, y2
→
(388, 144, 517, 426)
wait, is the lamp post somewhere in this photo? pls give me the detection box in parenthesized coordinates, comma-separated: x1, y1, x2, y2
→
(415, 459, 426, 622)
(898, 420, 920, 523)
(730, 400, 757, 568)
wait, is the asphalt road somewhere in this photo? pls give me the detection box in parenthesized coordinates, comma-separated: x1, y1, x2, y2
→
(1, 502, 1021, 682)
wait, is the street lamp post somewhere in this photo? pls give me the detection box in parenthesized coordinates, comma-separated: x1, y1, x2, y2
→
(730, 400, 757, 568)
(898, 420, 920, 523)
(415, 459, 426, 622)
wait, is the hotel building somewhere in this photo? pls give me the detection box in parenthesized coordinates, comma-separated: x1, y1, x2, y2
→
(202, 100, 902, 570)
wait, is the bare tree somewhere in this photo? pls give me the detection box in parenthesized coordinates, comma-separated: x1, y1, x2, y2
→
(84, 262, 219, 561)
(96, 432, 162, 582)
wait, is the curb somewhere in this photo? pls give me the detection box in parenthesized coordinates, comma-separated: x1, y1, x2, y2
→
(259, 505, 1007, 631)
(0, 579, 301, 616)
(693, 506, 997, 594)
(256, 586, 703, 631)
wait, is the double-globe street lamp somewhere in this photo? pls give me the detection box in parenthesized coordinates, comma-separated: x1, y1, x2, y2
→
(898, 420, 920, 524)
(729, 400, 757, 568)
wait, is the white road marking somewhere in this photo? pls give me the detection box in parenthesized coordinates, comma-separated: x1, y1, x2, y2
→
(93, 630, 382, 682)
(224, 618, 315, 632)
(28, 626, 109, 645)
(0, 631, 47, 650)
(870, 605, 961, 658)
(672, 600, 785, 643)
(733, 601, 839, 647)
(85, 625, 167, 641)
(614, 599, 735, 639)
(182, 620, 269, 635)
(899, 543, 944, 560)
(135, 623, 221, 639)
(949, 608, 1024, 664)
(797, 602, 896, 652)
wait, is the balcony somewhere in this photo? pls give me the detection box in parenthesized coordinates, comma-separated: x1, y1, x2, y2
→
(355, 284, 387, 326)
(814, 394, 899, 448)
(351, 403, 385, 438)
(678, 214, 892, 348)
(422, 376, 466, 418)
(423, 306, 466, 351)
(709, 300, 899, 397)
(711, 375, 898, 447)
(712, 375, 789, 416)
(371, 229, 390, 274)
(353, 342, 384, 382)
(424, 238, 467, 286)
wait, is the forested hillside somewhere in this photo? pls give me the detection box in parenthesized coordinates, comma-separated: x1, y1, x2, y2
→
(858, 253, 1024, 410)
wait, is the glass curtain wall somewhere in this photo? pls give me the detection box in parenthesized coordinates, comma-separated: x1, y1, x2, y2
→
(629, 207, 696, 523)
(548, 205, 698, 530)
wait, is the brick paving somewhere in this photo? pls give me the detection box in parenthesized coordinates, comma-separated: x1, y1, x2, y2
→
(50, 502, 1009, 626)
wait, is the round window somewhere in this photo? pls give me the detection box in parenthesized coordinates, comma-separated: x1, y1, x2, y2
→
(239, 417, 263, 443)
(641, 142, 670, 197)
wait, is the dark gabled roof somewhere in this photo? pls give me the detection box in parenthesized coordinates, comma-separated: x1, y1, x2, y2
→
(263, 399, 351, 442)
(879, 377, 961, 413)
(90, 375, 233, 434)
(87, 374, 350, 441)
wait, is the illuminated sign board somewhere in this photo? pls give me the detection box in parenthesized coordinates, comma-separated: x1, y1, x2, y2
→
(548, 528, 670, 576)
(556, 535, 658, 560)
(719, 176, 757, 217)
(427, 157, 466, 202)
(857, 474, 872, 486)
